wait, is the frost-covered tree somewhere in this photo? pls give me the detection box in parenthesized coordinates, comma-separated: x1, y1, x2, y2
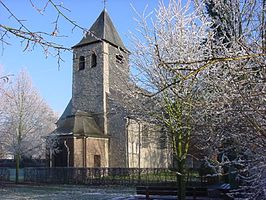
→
(130, 1, 215, 199)
(130, 0, 265, 199)
(0, 70, 57, 183)
(196, 0, 266, 199)
(0, 69, 13, 159)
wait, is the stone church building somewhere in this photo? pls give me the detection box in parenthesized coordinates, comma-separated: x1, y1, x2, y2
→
(50, 9, 170, 168)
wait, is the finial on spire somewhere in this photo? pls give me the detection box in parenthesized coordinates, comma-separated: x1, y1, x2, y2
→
(103, 0, 107, 10)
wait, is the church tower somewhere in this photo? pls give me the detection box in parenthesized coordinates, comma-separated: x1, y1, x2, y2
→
(72, 9, 129, 135)
(72, 10, 130, 167)
(53, 9, 130, 168)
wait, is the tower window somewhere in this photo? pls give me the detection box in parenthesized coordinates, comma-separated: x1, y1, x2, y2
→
(91, 53, 97, 68)
(79, 56, 85, 70)
(159, 133, 167, 149)
(116, 54, 124, 64)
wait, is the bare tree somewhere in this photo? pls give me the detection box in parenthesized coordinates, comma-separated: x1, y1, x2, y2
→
(0, 0, 104, 66)
(0, 70, 57, 183)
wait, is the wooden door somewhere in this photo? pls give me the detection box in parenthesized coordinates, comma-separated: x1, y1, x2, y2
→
(94, 155, 101, 168)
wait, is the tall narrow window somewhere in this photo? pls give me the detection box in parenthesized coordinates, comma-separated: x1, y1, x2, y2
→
(79, 56, 85, 70)
(159, 133, 167, 149)
(142, 125, 149, 148)
(91, 53, 97, 68)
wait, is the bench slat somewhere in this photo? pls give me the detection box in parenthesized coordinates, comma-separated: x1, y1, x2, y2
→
(136, 186, 208, 198)
(137, 190, 178, 195)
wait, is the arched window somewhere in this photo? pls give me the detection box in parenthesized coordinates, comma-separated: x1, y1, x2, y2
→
(116, 54, 124, 64)
(79, 56, 85, 70)
(91, 53, 97, 68)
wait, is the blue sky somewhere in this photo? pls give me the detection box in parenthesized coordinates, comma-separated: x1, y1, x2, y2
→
(0, 0, 167, 115)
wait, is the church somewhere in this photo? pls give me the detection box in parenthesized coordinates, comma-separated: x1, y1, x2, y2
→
(50, 9, 171, 168)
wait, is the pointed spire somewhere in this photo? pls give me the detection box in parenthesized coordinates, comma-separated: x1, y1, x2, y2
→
(73, 9, 127, 51)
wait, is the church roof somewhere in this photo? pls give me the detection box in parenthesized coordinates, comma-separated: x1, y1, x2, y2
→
(54, 110, 107, 138)
(57, 99, 72, 124)
(73, 9, 127, 51)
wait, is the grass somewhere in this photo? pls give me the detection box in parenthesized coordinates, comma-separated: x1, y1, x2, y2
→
(0, 184, 135, 200)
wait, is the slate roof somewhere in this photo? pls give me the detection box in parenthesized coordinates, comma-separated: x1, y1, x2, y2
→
(57, 99, 72, 124)
(54, 110, 107, 138)
(73, 9, 127, 51)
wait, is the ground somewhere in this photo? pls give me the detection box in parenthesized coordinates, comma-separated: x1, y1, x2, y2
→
(0, 184, 135, 200)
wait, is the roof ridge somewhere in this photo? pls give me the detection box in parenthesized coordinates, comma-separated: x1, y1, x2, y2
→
(102, 9, 106, 40)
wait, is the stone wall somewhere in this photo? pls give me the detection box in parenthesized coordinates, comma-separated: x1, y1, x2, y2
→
(127, 119, 171, 168)
(108, 45, 129, 92)
(72, 41, 130, 168)
(107, 97, 127, 167)
(106, 44, 130, 167)
(72, 43, 105, 131)
(85, 137, 108, 167)
(73, 137, 108, 168)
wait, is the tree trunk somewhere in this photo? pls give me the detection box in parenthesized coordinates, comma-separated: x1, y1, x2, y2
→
(177, 160, 186, 200)
(15, 154, 20, 184)
(262, 0, 266, 53)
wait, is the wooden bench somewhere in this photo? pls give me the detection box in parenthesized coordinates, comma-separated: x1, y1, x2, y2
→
(136, 186, 208, 200)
